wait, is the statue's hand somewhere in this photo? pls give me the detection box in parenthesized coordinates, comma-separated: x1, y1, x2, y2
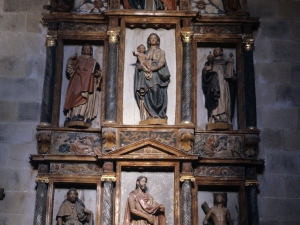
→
(69, 53, 77, 60)
(83, 208, 91, 214)
(205, 65, 212, 71)
(159, 205, 165, 212)
(150, 66, 158, 72)
(94, 70, 102, 78)
(147, 215, 154, 224)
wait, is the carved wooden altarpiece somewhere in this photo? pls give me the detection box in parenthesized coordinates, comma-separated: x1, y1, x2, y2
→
(31, 1, 263, 225)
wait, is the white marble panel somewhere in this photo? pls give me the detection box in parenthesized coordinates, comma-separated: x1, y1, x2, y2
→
(197, 47, 237, 129)
(59, 44, 104, 128)
(123, 28, 177, 125)
(52, 188, 97, 225)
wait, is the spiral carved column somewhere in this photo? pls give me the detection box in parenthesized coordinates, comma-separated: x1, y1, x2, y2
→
(246, 180, 260, 225)
(105, 30, 120, 123)
(39, 36, 57, 127)
(180, 31, 194, 124)
(180, 176, 195, 225)
(243, 39, 257, 129)
(101, 176, 116, 225)
(33, 177, 49, 225)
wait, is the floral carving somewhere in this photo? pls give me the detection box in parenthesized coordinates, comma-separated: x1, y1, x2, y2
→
(194, 166, 245, 177)
(37, 131, 52, 154)
(50, 163, 102, 175)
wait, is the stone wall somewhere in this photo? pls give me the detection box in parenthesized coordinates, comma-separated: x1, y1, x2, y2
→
(248, 0, 300, 224)
(0, 0, 47, 224)
(0, 0, 299, 225)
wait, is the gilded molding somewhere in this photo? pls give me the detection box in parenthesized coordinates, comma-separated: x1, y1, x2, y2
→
(101, 175, 116, 182)
(46, 35, 57, 47)
(180, 176, 195, 182)
(181, 31, 193, 43)
(243, 39, 254, 51)
(107, 29, 120, 43)
(245, 180, 259, 186)
(35, 177, 49, 183)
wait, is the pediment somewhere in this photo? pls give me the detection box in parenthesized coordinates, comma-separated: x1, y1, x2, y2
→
(105, 139, 190, 157)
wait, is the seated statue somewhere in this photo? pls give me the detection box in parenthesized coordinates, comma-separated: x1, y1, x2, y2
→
(56, 188, 93, 225)
(124, 176, 166, 225)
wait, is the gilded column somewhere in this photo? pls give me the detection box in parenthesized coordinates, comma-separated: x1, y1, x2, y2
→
(33, 177, 49, 225)
(101, 175, 116, 225)
(180, 176, 195, 225)
(243, 39, 257, 129)
(105, 30, 120, 123)
(246, 180, 260, 225)
(181, 31, 194, 124)
(39, 36, 57, 127)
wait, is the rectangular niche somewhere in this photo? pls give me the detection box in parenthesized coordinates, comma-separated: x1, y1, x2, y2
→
(122, 28, 177, 125)
(48, 181, 100, 225)
(196, 44, 238, 130)
(116, 162, 180, 225)
(197, 186, 240, 225)
(59, 40, 104, 128)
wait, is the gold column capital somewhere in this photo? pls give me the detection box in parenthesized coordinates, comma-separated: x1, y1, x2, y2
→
(243, 39, 255, 51)
(101, 175, 116, 182)
(46, 35, 57, 47)
(107, 29, 120, 43)
(35, 177, 49, 183)
(245, 180, 259, 186)
(181, 31, 193, 43)
(180, 176, 195, 182)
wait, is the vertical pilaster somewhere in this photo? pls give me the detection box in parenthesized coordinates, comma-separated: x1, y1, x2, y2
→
(101, 175, 116, 225)
(246, 180, 260, 225)
(181, 31, 194, 124)
(105, 30, 120, 123)
(39, 36, 57, 127)
(243, 39, 257, 129)
(33, 178, 49, 225)
(180, 176, 195, 225)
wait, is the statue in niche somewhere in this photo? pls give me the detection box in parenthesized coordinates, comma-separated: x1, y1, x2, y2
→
(202, 193, 233, 225)
(202, 48, 236, 130)
(63, 43, 102, 128)
(134, 33, 170, 125)
(123, 0, 176, 10)
(124, 176, 166, 225)
(44, 0, 75, 12)
(72, 0, 107, 13)
(56, 188, 93, 225)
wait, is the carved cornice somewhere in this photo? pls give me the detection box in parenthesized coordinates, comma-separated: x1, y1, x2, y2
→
(101, 175, 116, 182)
(107, 29, 120, 43)
(180, 176, 195, 182)
(181, 31, 193, 43)
(46, 35, 57, 47)
(245, 180, 259, 186)
(243, 39, 255, 51)
(35, 177, 49, 183)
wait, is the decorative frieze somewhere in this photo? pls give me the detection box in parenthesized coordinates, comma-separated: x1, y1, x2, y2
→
(52, 132, 101, 155)
(59, 22, 107, 32)
(120, 131, 177, 147)
(194, 25, 241, 34)
(194, 134, 242, 158)
(194, 166, 245, 177)
(50, 163, 102, 175)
